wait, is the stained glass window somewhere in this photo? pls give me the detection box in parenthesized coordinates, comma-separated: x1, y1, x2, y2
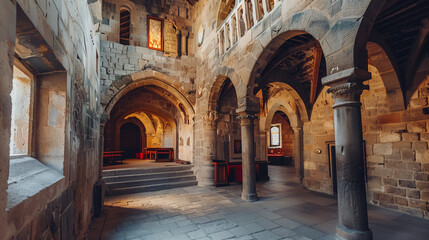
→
(148, 16, 163, 51)
(270, 125, 281, 147)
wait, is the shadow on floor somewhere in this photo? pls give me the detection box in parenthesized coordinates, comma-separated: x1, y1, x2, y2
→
(88, 166, 429, 240)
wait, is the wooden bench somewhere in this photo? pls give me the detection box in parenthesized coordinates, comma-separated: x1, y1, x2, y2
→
(103, 151, 125, 165)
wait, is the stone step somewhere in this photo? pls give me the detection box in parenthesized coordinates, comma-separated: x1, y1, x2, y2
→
(106, 175, 197, 189)
(103, 165, 193, 177)
(106, 180, 198, 196)
(103, 170, 195, 183)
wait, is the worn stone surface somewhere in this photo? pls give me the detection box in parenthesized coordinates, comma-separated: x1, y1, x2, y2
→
(1, 0, 429, 239)
(89, 166, 429, 240)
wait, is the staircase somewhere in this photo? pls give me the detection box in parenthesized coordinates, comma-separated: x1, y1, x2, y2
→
(103, 165, 197, 196)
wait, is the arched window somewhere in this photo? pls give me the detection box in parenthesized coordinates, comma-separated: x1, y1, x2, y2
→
(270, 124, 281, 147)
(120, 8, 131, 45)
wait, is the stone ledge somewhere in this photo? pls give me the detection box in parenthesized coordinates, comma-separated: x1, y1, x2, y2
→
(6, 157, 64, 210)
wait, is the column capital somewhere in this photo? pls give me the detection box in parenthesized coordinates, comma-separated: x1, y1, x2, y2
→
(237, 112, 257, 120)
(322, 68, 371, 108)
(292, 126, 303, 133)
(202, 111, 219, 126)
(327, 82, 369, 108)
(237, 96, 260, 114)
(322, 67, 371, 86)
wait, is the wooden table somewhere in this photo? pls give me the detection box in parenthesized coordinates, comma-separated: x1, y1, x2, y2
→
(145, 148, 174, 162)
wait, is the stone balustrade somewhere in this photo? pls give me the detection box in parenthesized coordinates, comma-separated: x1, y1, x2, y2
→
(217, 0, 282, 55)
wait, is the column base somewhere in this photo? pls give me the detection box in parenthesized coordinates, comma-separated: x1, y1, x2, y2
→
(336, 224, 372, 240)
(196, 165, 214, 187)
(197, 179, 214, 187)
(242, 192, 258, 202)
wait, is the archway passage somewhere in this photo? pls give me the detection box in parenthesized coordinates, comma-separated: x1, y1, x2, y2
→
(120, 122, 142, 159)
(103, 85, 185, 167)
(253, 33, 327, 120)
(267, 111, 295, 166)
(102, 81, 197, 195)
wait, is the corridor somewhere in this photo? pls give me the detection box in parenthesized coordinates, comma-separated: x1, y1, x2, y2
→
(88, 166, 429, 240)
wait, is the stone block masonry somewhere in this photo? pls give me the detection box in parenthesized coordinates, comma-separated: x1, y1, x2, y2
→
(100, 40, 196, 104)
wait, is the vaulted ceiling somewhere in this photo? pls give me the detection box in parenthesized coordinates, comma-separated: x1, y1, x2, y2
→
(372, 0, 429, 89)
(259, 34, 326, 107)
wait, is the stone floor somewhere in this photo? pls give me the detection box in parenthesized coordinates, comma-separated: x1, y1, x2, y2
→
(88, 166, 429, 240)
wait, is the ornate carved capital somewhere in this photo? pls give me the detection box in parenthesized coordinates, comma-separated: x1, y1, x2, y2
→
(322, 67, 371, 108)
(202, 111, 219, 126)
(327, 82, 369, 108)
(237, 96, 260, 114)
(292, 127, 303, 133)
(237, 114, 257, 120)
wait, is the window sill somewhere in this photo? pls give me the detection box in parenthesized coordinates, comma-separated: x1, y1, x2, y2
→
(6, 157, 64, 210)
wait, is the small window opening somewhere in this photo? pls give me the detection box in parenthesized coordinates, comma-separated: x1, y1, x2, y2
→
(270, 124, 281, 147)
(120, 8, 131, 45)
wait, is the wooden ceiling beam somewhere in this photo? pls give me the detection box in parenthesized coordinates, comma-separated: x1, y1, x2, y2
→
(405, 18, 429, 88)
(310, 46, 322, 104)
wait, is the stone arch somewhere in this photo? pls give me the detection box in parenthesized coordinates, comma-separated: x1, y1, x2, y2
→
(367, 41, 405, 111)
(115, 106, 179, 159)
(263, 83, 309, 124)
(101, 70, 194, 124)
(124, 112, 156, 135)
(246, 9, 331, 96)
(115, 117, 146, 153)
(116, 105, 178, 127)
(265, 104, 299, 133)
(208, 74, 239, 114)
(262, 87, 305, 181)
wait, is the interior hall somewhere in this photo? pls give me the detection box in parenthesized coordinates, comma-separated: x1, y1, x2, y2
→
(1, 0, 429, 240)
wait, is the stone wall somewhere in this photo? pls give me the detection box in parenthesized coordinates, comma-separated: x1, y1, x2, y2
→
(302, 65, 429, 218)
(99, 40, 196, 100)
(0, 0, 102, 239)
(100, 0, 193, 55)
(302, 87, 335, 194)
(363, 66, 429, 218)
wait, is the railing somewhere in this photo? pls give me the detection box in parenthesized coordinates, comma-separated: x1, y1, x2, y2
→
(217, 0, 282, 56)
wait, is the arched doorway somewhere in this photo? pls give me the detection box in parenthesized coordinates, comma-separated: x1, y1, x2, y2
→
(215, 78, 240, 163)
(267, 111, 295, 166)
(120, 122, 141, 158)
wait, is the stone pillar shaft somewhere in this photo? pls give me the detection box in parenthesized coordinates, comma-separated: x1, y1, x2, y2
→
(198, 111, 218, 186)
(323, 68, 373, 240)
(239, 113, 257, 201)
(293, 127, 303, 182)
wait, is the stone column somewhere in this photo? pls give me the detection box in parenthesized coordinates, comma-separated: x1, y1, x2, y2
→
(181, 30, 188, 56)
(238, 112, 257, 201)
(198, 111, 218, 186)
(292, 127, 303, 182)
(259, 131, 267, 161)
(322, 68, 372, 240)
